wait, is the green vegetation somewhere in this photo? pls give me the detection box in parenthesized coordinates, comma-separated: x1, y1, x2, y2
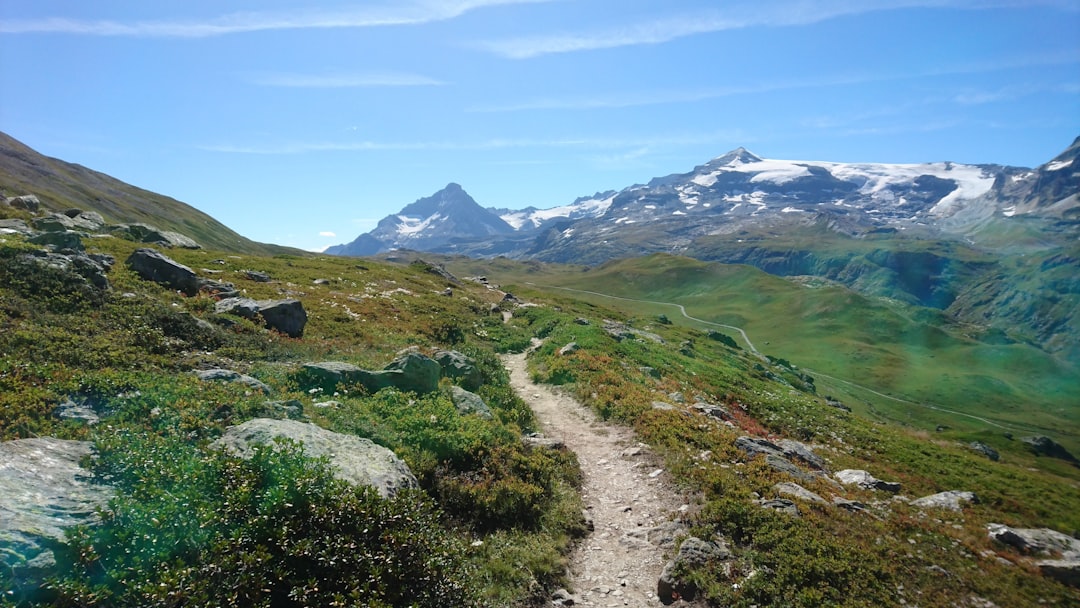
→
(0, 234, 581, 607)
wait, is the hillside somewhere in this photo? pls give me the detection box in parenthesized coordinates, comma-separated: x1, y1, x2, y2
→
(0, 131, 298, 256)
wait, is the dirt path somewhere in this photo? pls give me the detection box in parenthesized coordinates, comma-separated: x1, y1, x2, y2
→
(502, 347, 685, 606)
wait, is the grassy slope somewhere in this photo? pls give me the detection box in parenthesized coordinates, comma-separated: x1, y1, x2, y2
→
(0, 131, 298, 256)
(445, 253, 1080, 454)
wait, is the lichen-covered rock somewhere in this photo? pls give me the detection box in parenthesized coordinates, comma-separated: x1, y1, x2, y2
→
(126, 248, 200, 295)
(215, 296, 260, 319)
(0, 438, 114, 591)
(969, 441, 1000, 461)
(774, 481, 827, 504)
(6, 194, 41, 212)
(657, 536, 732, 604)
(299, 352, 441, 395)
(736, 436, 827, 471)
(449, 386, 493, 419)
(434, 349, 483, 391)
(29, 230, 85, 251)
(988, 523, 1080, 587)
(195, 368, 272, 394)
(835, 469, 901, 493)
(212, 418, 418, 498)
(109, 223, 200, 249)
(912, 490, 977, 511)
(1021, 435, 1079, 466)
(256, 298, 307, 338)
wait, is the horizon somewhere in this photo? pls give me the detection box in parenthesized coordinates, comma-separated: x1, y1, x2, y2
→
(2, 1, 1079, 251)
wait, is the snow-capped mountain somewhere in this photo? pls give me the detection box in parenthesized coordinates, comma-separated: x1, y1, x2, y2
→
(327, 140, 1078, 262)
(325, 183, 514, 256)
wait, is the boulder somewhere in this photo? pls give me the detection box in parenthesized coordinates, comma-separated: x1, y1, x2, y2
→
(434, 349, 483, 391)
(212, 418, 418, 498)
(299, 352, 440, 395)
(259, 400, 306, 420)
(1021, 436, 1079, 466)
(835, 469, 901, 493)
(911, 491, 977, 511)
(0, 218, 33, 235)
(109, 223, 200, 249)
(988, 523, 1080, 588)
(28, 230, 85, 251)
(31, 213, 80, 233)
(215, 296, 260, 319)
(774, 481, 827, 504)
(125, 248, 200, 295)
(195, 368, 272, 394)
(692, 402, 731, 421)
(54, 397, 100, 424)
(299, 361, 366, 391)
(736, 436, 827, 471)
(657, 536, 732, 604)
(14, 250, 111, 296)
(449, 386, 493, 419)
(243, 269, 272, 282)
(62, 209, 106, 231)
(0, 438, 114, 591)
(969, 441, 1000, 461)
(6, 194, 41, 212)
(558, 341, 580, 356)
(256, 298, 307, 338)
(757, 498, 800, 516)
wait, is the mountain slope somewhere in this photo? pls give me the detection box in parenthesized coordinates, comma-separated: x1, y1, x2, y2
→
(0, 131, 296, 255)
(326, 183, 514, 256)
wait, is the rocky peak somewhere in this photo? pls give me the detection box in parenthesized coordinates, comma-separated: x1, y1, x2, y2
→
(709, 146, 763, 167)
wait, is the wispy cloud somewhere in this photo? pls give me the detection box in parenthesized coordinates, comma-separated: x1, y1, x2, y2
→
(319, 231, 337, 237)
(473, 50, 1080, 112)
(249, 71, 445, 88)
(200, 130, 751, 155)
(0, 0, 552, 37)
(477, 0, 1079, 58)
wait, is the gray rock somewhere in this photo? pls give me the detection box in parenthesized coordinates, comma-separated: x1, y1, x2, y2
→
(573, 317, 590, 325)
(256, 298, 307, 338)
(774, 481, 827, 504)
(988, 523, 1080, 588)
(312, 278, 331, 285)
(0, 218, 33, 234)
(299, 352, 440, 395)
(766, 454, 818, 483)
(31, 213, 79, 232)
(603, 320, 664, 344)
(911, 491, 977, 511)
(1021, 435, 1079, 466)
(449, 386, 493, 419)
(434, 349, 483, 391)
(15, 250, 111, 295)
(835, 469, 901, 493)
(54, 397, 100, 424)
(243, 269, 272, 282)
(195, 368, 272, 394)
(197, 277, 238, 299)
(692, 402, 731, 421)
(736, 436, 826, 471)
(832, 497, 868, 513)
(213, 418, 418, 498)
(969, 441, 1000, 461)
(63, 210, 105, 231)
(299, 361, 366, 391)
(758, 498, 800, 516)
(260, 399, 306, 420)
(558, 341, 580, 356)
(109, 223, 200, 249)
(215, 296, 260, 319)
(657, 536, 731, 604)
(552, 588, 582, 606)
(29, 230, 85, 251)
(0, 438, 114, 590)
(6, 194, 41, 212)
(126, 248, 200, 295)
(523, 435, 565, 450)
(651, 401, 677, 411)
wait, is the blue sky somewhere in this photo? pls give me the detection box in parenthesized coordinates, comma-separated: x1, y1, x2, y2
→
(1, 1, 1078, 251)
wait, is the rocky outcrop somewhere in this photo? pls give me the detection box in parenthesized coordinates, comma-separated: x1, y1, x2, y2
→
(988, 523, 1080, 587)
(434, 349, 483, 391)
(911, 490, 977, 511)
(657, 536, 732, 604)
(774, 481, 827, 504)
(736, 436, 827, 471)
(195, 368, 272, 394)
(5, 194, 41, 212)
(299, 351, 441, 395)
(109, 222, 200, 249)
(215, 296, 260, 319)
(1022, 436, 1079, 466)
(449, 386, 493, 419)
(0, 438, 114, 591)
(558, 341, 580, 356)
(0, 218, 33, 235)
(125, 248, 200, 295)
(212, 418, 418, 498)
(969, 441, 1000, 461)
(835, 469, 901, 493)
(255, 299, 307, 338)
(14, 250, 113, 296)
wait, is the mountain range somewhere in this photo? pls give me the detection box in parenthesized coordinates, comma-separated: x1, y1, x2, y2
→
(329, 138, 1080, 363)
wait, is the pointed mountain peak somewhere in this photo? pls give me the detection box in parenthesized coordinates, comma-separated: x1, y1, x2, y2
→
(711, 147, 763, 167)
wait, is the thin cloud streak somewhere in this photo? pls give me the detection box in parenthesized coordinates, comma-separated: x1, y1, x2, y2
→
(249, 71, 445, 88)
(478, 0, 1079, 58)
(0, 0, 552, 37)
(472, 50, 1080, 112)
(199, 131, 750, 155)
